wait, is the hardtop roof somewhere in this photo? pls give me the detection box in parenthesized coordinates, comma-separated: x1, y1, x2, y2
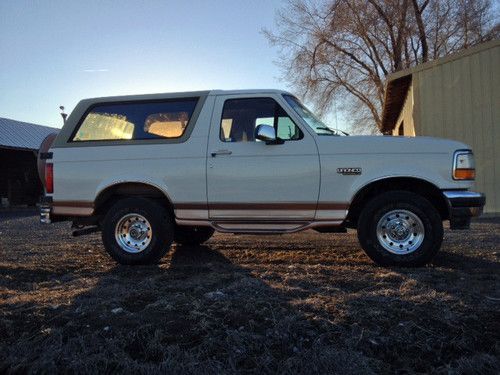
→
(79, 89, 293, 104)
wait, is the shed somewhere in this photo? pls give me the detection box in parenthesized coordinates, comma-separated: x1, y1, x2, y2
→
(0, 117, 58, 206)
(381, 40, 500, 214)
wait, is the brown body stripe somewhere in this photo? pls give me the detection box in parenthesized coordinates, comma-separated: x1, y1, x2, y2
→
(52, 201, 94, 208)
(51, 201, 348, 211)
(175, 202, 348, 210)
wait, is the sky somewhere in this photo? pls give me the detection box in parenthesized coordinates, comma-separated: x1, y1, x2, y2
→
(0, 0, 291, 128)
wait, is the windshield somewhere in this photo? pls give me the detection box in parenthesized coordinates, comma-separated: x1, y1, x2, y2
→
(283, 95, 343, 136)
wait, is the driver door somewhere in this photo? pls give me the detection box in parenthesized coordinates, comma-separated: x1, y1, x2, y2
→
(206, 94, 320, 221)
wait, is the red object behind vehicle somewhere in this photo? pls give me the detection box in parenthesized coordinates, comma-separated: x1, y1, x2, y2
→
(45, 163, 54, 194)
(37, 132, 58, 185)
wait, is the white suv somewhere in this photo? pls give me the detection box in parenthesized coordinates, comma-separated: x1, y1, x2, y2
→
(39, 89, 485, 266)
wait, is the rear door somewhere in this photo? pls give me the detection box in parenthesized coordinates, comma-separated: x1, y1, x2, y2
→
(206, 94, 320, 220)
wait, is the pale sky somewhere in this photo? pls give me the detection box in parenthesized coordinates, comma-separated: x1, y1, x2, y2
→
(0, 0, 290, 128)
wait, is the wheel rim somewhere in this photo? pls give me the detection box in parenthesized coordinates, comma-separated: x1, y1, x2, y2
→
(114, 213, 152, 253)
(376, 209, 425, 255)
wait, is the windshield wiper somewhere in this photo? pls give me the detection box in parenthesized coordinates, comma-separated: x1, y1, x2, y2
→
(316, 127, 339, 135)
(316, 127, 350, 136)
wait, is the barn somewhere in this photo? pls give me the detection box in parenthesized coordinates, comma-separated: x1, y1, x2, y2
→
(381, 40, 499, 215)
(0, 117, 58, 207)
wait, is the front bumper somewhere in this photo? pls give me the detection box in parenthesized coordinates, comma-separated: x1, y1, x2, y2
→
(443, 190, 485, 229)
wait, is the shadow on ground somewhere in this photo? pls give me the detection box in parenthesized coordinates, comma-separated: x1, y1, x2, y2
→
(0, 213, 499, 374)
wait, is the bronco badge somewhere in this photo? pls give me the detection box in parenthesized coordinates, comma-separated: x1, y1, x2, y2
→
(337, 167, 362, 175)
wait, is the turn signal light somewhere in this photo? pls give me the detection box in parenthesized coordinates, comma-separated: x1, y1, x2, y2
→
(45, 163, 54, 194)
(453, 168, 475, 180)
(453, 151, 475, 180)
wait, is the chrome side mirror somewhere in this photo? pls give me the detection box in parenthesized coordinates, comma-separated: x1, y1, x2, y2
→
(255, 124, 276, 143)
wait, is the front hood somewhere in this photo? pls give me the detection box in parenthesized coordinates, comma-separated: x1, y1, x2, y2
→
(315, 135, 470, 155)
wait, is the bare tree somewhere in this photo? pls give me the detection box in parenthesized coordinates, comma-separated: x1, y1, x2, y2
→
(265, 0, 498, 134)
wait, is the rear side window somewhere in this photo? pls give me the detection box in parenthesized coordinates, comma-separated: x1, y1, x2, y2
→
(72, 99, 198, 142)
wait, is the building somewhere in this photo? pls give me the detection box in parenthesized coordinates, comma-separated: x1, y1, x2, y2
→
(0, 117, 58, 206)
(381, 40, 500, 214)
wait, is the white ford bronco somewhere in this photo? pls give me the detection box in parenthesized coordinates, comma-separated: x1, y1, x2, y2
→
(39, 89, 485, 266)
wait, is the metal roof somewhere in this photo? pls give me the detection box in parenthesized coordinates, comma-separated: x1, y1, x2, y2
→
(0, 117, 59, 151)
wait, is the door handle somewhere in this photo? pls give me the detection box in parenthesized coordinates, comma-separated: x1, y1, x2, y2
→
(211, 149, 232, 157)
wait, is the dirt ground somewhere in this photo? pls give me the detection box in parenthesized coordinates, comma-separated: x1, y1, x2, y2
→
(0, 209, 499, 374)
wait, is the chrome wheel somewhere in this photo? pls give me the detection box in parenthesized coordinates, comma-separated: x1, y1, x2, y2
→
(376, 209, 425, 254)
(114, 213, 152, 253)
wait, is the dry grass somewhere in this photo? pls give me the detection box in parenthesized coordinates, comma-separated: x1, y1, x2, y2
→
(0, 210, 499, 374)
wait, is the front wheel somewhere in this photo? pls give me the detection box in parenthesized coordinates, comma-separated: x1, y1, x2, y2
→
(101, 197, 173, 265)
(357, 191, 443, 267)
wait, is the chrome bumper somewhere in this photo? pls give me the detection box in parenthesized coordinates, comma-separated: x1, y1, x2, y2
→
(40, 205, 52, 224)
(442, 190, 485, 229)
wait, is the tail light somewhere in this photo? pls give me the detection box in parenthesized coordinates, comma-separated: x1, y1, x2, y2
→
(45, 163, 54, 193)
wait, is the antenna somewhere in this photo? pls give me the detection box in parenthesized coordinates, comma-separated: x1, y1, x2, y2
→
(59, 106, 68, 124)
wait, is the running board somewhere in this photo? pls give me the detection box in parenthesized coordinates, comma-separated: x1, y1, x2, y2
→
(176, 219, 344, 234)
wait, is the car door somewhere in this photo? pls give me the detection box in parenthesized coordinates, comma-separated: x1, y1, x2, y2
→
(206, 94, 320, 221)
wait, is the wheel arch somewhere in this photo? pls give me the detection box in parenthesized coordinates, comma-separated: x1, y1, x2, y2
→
(94, 182, 174, 216)
(346, 177, 448, 228)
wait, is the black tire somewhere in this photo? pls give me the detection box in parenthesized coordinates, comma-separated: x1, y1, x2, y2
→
(101, 197, 173, 265)
(357, 191, 443, 267)
(174, 226, 215, 245)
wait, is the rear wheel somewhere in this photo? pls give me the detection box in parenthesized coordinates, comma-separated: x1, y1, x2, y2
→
(357, 191, 443, 267)
(102, 197, 173, 265)
(174, 226, 215, 246)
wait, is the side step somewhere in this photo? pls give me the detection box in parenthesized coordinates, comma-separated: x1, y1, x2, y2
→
(212, 220, 344, 234)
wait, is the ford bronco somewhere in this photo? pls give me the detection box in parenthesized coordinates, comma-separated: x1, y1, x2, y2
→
(39, 89, 485, 266)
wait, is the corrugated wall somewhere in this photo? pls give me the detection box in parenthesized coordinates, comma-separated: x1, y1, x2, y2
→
(411, 43, 500, 214)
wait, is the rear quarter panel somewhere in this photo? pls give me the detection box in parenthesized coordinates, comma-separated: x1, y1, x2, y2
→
(50, 96, 215, 217)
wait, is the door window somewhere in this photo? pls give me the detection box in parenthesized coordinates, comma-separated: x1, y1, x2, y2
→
(219, 98, 303, 142)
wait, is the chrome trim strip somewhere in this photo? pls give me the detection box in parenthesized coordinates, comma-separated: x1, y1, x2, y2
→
(442, 190, 484, 200)
(210, 209, 312, 219)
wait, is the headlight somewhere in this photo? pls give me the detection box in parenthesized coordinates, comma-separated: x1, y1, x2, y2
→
(453, 150, 475, 180)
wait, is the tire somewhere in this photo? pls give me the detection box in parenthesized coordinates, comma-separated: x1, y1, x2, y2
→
(357, 191, 443, 267)
(174, 226, 215, 245)
(101, 197, 173, 265)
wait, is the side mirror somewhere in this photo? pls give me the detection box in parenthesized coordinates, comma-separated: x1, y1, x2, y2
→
(255, 124, 282, 144)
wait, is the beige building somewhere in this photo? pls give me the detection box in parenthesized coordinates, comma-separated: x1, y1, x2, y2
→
(381, 40, 500, 214)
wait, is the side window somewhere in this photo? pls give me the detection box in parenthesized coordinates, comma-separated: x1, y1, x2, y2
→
(220, 98, 303, 142)
(72, 99, 198, 142)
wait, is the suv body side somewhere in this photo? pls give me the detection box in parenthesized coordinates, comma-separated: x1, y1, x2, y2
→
(45, 89, 481, 232)
(40, 89, 485, 266)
